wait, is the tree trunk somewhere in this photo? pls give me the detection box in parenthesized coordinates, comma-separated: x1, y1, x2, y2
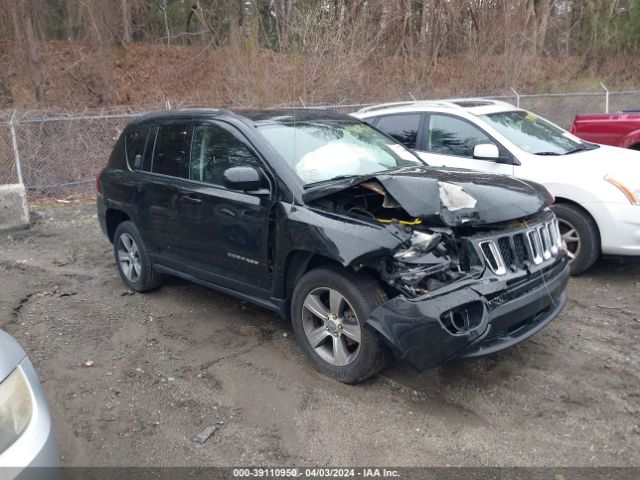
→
(121, 0, 132, 45)
(274, 0, 293, 49)
(8, 0, 44, 104)
(83, 0, 116, 104)
(535, 0, 551, 56)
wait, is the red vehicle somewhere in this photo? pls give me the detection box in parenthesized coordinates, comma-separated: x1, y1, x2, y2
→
(571, 111, 640, 150)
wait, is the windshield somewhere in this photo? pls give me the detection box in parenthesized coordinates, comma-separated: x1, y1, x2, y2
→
(257, 121, 423, 186)
(482, 110, 596, 155)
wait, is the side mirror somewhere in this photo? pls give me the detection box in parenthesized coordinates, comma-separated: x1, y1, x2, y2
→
(223, 166, 266, 192)
(473, 144, 500, 160)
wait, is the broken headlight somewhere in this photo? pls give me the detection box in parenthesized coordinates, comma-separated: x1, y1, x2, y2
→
(382, 229, 464, 297)
(0, 367, 33, 454)
(393, 231, 442, 262)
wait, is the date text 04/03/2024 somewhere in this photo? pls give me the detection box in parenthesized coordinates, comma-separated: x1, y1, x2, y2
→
(232, 468, 400, 477)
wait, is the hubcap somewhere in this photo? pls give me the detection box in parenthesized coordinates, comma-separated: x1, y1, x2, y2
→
(117, 233, 141, 282)
(301, 287, 361, 367)
(558, 218, 580, 261)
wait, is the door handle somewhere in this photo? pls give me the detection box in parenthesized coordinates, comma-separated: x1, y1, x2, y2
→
(219, 207, 235, 217)
(182, 195, 202, 205)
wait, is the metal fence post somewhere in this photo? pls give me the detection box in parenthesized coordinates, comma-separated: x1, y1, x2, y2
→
(9, 109, 24, 185)
(510, 88, 520, 108)
(600, 83, 609, 114)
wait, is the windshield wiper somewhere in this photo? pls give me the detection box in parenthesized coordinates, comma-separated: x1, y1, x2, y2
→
(536, 144, 600, 156)
(303, 165, 421, 189)
(565, 144, 599, 154)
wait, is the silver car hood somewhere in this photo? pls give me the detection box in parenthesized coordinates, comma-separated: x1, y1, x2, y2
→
(0, 330, 26, 382)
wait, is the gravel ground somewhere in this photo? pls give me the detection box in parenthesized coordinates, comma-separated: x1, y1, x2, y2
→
(0, 202, 639, 467)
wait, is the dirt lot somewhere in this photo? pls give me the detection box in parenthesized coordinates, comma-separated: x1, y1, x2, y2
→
(0, 202, 639, 467)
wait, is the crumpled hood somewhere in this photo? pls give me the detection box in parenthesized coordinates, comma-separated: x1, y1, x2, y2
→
(304, 166, 553, 226)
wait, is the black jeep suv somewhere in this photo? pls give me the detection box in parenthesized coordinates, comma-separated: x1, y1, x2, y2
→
(97, 108, 570, 383)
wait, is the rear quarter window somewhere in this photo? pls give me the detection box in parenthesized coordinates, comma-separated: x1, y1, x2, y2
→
(125, 127, 150, 170)
(107, 132, 126, 169)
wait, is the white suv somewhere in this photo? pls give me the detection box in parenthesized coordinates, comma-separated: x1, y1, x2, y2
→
(354, 99, 640, 274)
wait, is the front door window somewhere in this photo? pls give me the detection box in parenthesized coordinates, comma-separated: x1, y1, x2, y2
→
(427, 115, 492, 158)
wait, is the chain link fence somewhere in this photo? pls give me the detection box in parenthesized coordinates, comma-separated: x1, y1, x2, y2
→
(1, 89, 639, 201)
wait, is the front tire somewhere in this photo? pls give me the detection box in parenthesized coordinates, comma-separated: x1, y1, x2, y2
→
(291, 267, 390, 384)
(551, 203, 600, 275)
(113, 221, 164, 292)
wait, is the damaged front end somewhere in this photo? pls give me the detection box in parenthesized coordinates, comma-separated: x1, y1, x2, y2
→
(304, 168, 570, 371)
(380, 228, 480, 297)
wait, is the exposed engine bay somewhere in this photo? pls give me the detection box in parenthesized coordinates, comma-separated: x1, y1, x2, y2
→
(310, 180, 483, 297)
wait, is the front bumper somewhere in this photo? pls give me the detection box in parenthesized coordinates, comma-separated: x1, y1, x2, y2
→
(0, 358, 59, 480)
(367, 258, 570, 371)
(588, 202, 640, 256)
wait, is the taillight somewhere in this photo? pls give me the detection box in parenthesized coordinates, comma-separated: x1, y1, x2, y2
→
(96, 170, 102, 194)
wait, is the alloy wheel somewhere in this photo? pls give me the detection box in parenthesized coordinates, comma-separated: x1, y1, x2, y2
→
(558, 218, 580, 261)
(301, 287, 361, 367)
(117, 233, 142, 282)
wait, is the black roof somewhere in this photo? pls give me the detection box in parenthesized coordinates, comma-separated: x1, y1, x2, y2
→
(238, 108, 356, 124)
(129, 108, 356, 128)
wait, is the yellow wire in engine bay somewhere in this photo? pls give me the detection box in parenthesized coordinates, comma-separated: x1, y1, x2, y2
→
(375, 217, 423, 226)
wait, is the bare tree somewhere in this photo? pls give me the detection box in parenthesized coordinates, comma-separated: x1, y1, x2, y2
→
(7, 0, 44, 104)
(121, 0, 132, 44)
(80, 0, 117, 103)
(274, 0, 294, 48)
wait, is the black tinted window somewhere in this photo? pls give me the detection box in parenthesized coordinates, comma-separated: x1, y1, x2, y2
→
(190, 124, 260, 186)
(375, 114, 421, 149)
(427, 115, 491, 157)
(151, 124, 189, 177)
(125, 127, 148, 169)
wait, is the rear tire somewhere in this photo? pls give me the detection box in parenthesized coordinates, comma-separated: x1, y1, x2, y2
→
(551, 203, 600, 275)
(113, 221, 164, 292)
(631, 144, 640, 151)
(291, 267, 390, 383)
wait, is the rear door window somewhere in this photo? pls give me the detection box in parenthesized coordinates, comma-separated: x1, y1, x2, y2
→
(374, 114, 421, 149)
(190, 123, 261, 186)
(151, 124, 190, 178)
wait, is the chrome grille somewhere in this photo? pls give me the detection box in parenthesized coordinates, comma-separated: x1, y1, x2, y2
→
(498, 237, 514, 267)
(479, 219, 564, 275)
(513, 234, 529, 265)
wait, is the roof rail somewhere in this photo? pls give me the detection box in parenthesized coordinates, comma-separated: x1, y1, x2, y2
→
(356, 100, 458, 113)
(442, 97, 515, 107)
(356, 97, 515, 114)
(356, 101, 421, 113)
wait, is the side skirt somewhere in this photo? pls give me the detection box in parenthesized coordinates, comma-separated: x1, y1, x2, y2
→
(153, 264, 287, 319)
